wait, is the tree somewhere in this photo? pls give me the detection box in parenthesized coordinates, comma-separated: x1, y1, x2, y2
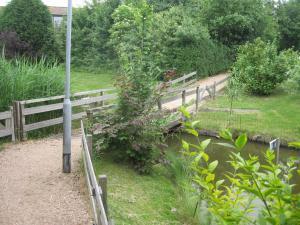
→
(199, 0, 278, 48)
(277, 0, 300, 50)
(0, 0, 60, 60)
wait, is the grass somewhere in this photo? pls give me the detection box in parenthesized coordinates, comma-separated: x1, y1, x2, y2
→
(195, 89, 300, 141)
(93, 154, 197, 225)
(71, 69, 116, 92)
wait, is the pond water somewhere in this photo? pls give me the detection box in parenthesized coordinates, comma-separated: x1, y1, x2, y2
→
(166, 133, 300, 193)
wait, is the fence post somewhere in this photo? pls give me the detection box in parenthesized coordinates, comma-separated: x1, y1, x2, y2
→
(158, 97, 162, 111)
(9, 106, 15, 142)
(182, 90, 186, 106)
(196, 87, 200, 112)
(13, 101, 21, 141)
(100, 91, 104, 107)
(213, 81, 217, 99)
(99, 175, 108, 216)
(86, 134, 93, 160)
(19, 102, 27, 141)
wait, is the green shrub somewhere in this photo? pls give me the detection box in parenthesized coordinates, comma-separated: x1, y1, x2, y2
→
(282, 60, 300, 94)
(180, 108, 300, 224)
(155, 6, 232, 77)
(0, 57, 64, 111)
(0, 0, 60, 60)
(199, 0, 278, 48)
(232, 38, 296, 96)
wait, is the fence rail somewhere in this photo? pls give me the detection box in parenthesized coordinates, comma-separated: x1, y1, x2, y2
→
(81, 120, 113, 225)
(0, 107, 15, 141)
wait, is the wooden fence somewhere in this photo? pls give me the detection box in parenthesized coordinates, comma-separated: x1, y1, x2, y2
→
(81, 120, 113, 225)
(0, 107, 15, 141)
(0, 88, 117, 141)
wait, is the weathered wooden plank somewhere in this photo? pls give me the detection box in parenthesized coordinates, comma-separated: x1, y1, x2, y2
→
(215, 77, 228, 85)
(0, 111, 11, 120)
(168, 71, 197, 85)
(23, 94, 117, 116)
(73, 88, 115, 97)
(24, 112, 86, 132)
(0, 129, 11, 137)
(22, 88, 115, 105)
(72, 94, 117, 108)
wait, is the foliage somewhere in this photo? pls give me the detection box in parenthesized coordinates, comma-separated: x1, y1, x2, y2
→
(154, 6, 232, 77)
(180, 108, 300, 224)
(0, 56, 64, 111)
(199, 0, 278, 49)
(0, 31, 32, 58)
(148, 0, 187, 12)
(277, 0, 300, 51)
(94, 0, 168, 173)
(0, 0, 60, 60)
(231, 38, 297, 95)
(281, 59, 300, 94)
(62, 0, 121, 68)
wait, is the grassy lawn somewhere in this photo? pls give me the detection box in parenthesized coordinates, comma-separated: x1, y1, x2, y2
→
(71, 69, 116, 92)
(195, 89, 300, 141)
(93, 154, 196, 225)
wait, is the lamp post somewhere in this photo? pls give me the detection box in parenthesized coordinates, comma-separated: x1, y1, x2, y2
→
(63, 0, 73, 173)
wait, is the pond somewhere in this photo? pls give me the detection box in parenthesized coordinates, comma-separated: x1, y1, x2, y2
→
(166, 133, 300, 193)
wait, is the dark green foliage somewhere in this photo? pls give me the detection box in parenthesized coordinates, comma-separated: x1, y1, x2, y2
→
(155, 7, 231, 77)
(199, 0, 278, 48)
(232, 38, 298, 96)
(95, 0, 167, 173)
(277, 0, 300, 51)
(61, 0, 120, 68)
(0, 57, 64, 111)
(0, 0, 60, 60)
(148, 0, 187, 11)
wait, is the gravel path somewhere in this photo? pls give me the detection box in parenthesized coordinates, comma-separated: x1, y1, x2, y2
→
(0, 135, 92, 225)
(163, 73, 229, 110)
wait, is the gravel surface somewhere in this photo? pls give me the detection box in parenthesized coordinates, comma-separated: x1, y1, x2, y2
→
(0, 135, 92, 225)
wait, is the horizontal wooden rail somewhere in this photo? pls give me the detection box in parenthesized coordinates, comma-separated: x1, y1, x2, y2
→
(81, 120, 109, 225)
(167, 71, 197, 85)
(0, 107, 15, 141)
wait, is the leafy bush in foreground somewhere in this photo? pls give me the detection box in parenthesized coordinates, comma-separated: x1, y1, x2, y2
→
(180, 108, 300, 225)
(0, 57, 64, 111)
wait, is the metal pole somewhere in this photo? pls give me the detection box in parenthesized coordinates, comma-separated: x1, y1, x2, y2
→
(63, 0, 73, 173)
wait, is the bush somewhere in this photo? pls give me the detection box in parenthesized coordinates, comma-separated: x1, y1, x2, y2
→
(199, 0, 278, 48)
(277, 0, 300, 51)
(155, 6, 232, 77)
(232, 38, 297, 95)
(282, 60, 300, 94)
(0, 57, 64, 111)
(0, 31, 32, 58)
(0, 0, 60, 60)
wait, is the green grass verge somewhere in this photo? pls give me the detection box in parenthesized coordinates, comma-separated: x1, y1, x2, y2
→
(196, 89, 300, 141)
(71, 69, 116, 92)
(93, 154, 195, 225)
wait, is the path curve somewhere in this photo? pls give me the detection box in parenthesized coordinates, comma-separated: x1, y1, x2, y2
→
(0, 135, 92, 225)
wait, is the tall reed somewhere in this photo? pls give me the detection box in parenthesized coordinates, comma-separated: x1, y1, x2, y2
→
(0, 56, 64, 111)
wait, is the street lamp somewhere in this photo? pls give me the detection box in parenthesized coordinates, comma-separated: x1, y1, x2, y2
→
(63, 0, 73, 173)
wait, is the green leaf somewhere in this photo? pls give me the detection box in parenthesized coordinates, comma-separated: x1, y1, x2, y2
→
(235, 133, 247, 150)
(288, 142, 300, 149)
(219, 129, 233, 141)
(179, 106, 191, 119)
(216, 179, 225, 188)
(185, 128, 198, 137)
(182, 140, 189, 151)
(200, 139, 211, 150)
(202, 152, 209, 162)
(191, 121, 201, 128)
(208, 160, 219, 172)
(216, 142, 235, 149)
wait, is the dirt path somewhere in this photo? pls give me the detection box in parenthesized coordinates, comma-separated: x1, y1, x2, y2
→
(0, 135, 92, 225)
(163, 73, 229, 110)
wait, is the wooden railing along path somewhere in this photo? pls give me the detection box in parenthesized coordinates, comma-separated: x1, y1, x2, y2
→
(81, 120, 113, 225)
(0, 71, 228, 141)
(0, 88, 117, 141)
